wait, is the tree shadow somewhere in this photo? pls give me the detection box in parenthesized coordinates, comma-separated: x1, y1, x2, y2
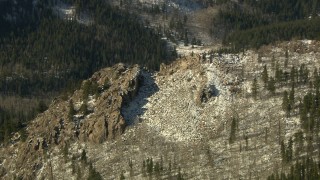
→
(121, 71, 159, 125)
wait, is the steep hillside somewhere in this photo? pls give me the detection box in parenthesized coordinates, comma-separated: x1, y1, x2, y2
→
(2, 40, 320, 179)
(0, 63, 142, 179)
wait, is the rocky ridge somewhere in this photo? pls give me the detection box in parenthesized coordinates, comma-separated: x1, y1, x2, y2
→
(0, 63, 142, 179)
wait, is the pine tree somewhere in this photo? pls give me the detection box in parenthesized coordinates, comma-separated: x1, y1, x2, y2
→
(128, 159, 133, 177)
(285, 50, 289, 68)
(229, 117, 237, 144)
(146, 158, 153, 175)
(257, 53, 262, 63)
(287, 137, 293, 162)
(160, 156, 163, 171)
(262, 65, 269, 87)
(88, 163, 103, 180)
(36, 100, 48, 113)
(282, 91, 289, 111)
(177, 167, 184, 180)
(281, 140, 286, 163)
(282, 91, 291, 117)
(313, 68, 319, 89)
(267, 77, 276, 94)
(82, 80, 91, 100)
(294, 131, 303, 156)
(184, 32, 189, 46)
(275, 62, 282, 84)
(289, 85, 295, 110)
(251, 77, 258, 100)
(300, 96, 309, 131)
(120, 172, 125, 180)
(245, 134, 249, 150)
(299, 64, 304, 83)
(63, 142, 69, 162)
(80, 102, 88, 115)
(154, 162, 160, 177)
(303, 66, 310, 84)
(265, 127, 268, 143)
(81, 149, 87, 164)
(142, 160, 146, 177)
(299, 64, 309, 84)
(68, 100, 75, 121)
(290, 66, 296, 86)
(271, 55, 275, 70)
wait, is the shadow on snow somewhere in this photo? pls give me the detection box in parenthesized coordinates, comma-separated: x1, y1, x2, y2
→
(121, 71, 159, 126)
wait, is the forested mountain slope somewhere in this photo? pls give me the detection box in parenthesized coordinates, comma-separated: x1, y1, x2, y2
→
(213, 0, 320, 50)
(0, 0, 172, 143)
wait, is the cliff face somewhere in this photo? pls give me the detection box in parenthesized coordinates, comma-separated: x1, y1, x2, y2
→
(0, 63, 141, 179)
(76, 63, 140, 142)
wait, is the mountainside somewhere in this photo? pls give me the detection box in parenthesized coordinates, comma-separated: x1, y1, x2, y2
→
(2, 40, 320, 179)
(2, 0, 320, 180)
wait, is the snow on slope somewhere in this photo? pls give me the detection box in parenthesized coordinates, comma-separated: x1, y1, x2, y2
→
(137, 0, 202, 12)
(53, 1, 93, 25)
(122, 56, 231, 142)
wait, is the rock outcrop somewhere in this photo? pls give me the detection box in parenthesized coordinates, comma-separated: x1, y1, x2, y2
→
(28, 63, 141, 144)
(76, 63, 140, 143)
(0, 63, 141, 179)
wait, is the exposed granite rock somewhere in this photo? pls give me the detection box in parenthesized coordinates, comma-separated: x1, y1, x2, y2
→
(77, 64, 140, 143)
(24, 63, 141, 145)
(0, 63, 141, 179)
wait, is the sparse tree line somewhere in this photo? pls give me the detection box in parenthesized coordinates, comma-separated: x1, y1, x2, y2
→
(268, 157, 320, 180)
(61, 154, 186, 180)
(253, 57, 320, 134)
(61, 146, 103, 180)
(251, 54, 313, 100)
(118, 157, 185, 179)
(247, 52, 320, 178)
